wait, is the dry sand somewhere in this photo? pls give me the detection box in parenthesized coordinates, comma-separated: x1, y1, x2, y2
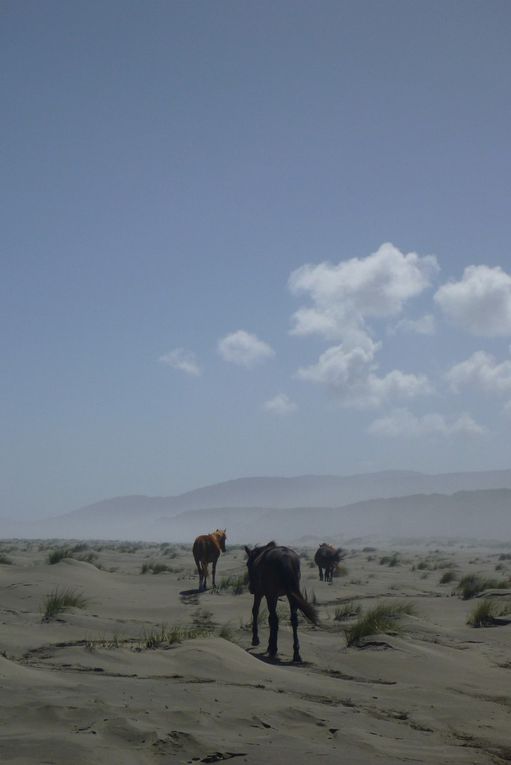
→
(1, 539, 510, 764)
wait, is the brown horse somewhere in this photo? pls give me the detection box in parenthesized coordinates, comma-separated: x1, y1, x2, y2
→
(314, 543, 345, 582)
(244, 541, 318, 663)
(193, 529, 227, 592)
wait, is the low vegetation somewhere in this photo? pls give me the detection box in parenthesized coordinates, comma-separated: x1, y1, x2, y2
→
(379, 553, 400, 567)
(457, 574, 510, 600)
(439, 570, 458, 584)
(218, 573, 248, 594)
(47, 548, 73, 565)
(142, 624, 211, 649)
(0, 553, 13, 565)
(467, 599, 511, 627)
(344, 601, 416, 647)
(41, 587, 89, 621)
(140, 561, 176, 574)
(334, 601, 361, 621)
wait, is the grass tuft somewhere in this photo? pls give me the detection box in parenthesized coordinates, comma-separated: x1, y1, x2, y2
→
(439, 570, 457, 585)
(457, 574, 510, 600)
(47, 548, 73, 565)
(334, 601, 361, 621)
(467, 599, 511, 627)
(0, 553, 13, 565)
(344, 601, 416, 647)
(41, 587, 89, 621)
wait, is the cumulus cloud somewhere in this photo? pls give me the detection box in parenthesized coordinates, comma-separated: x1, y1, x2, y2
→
(296, 342, 432, 408)
(289, 242, 438, 344)
(158, 348, 201, 376)
(218, 330, 275, 368)
(434, 265, 511, 336)
(446, 351, 511, 394)
(390, 314, 436, 336)
(368, 408, 485, 438)
(262, 394, 297, 416)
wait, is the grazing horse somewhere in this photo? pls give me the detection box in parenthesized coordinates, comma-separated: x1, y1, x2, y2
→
(314, 543, 345, 583)
(244, 541, 318, 663)
(193, 529, 227, 592)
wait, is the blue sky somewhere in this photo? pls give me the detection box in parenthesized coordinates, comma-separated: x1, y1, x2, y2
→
(2, 1, 511, 517)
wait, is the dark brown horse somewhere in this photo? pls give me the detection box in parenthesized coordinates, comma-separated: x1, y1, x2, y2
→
(244, 541, 318, 663)
(193, 529, 227, 592)
(314, 543, 345, 582)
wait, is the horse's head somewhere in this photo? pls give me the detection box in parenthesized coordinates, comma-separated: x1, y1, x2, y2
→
(214, 529, 227, 552)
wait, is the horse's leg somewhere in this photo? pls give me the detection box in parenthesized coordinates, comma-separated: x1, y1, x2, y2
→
(266, 595, 279, 658)
(318, 565, 323, 581)
(203, 562, 209, 590)
(196, 560, 203, 592)
(212, 556, 218, 589)
(288, 596, 302, 663)
(251, 593, 262, 646)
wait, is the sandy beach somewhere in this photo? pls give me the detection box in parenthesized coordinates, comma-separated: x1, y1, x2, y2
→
(0, 539, 510, 764)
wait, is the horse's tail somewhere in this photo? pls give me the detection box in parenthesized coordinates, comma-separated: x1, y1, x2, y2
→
(289, 589, 318, 625)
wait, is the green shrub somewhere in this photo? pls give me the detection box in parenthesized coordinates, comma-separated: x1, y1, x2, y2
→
(140, 561, 175, 574)
(41, 587, 88, 621)
(0, 553, 13, 565)
(141, 624, 210, 649)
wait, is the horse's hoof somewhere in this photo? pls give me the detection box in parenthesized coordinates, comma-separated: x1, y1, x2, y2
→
(293, 654, 303, 663)
(251, 638, 260, 647)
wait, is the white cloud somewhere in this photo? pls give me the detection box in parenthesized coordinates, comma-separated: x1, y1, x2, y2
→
(390, 314, 436, 336)
(218, 330, 275, 368)
(368, 408, 485, 438)
(289, 242, 438, 344)
(296, 342, 432, 408)
(446, 351, 511, 394)
(262, 394, 297, 416)
(434, 265, 511, 336)
(158, 348, 201, 376)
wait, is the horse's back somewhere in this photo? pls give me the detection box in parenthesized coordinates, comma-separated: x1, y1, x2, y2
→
(193, 534, 219, 563)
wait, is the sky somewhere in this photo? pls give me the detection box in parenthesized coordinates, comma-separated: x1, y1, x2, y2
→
(2, 0, 511, 518)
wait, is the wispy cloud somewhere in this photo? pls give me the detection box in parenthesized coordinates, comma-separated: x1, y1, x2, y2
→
(218, 330, 275, 368)
(390, 314, 436, 336)
(435, 265, 511, 336)
(262, 393, 297, 416)
(296, 341, 432, 408)
(289, 242, 438, 345)
(447, 351, 511, 394)
(158, 348, 201, 376)
(368, 408, 485, 438)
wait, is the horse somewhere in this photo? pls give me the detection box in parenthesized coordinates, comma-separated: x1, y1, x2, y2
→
(314, 543, 345, 583)
(244, 541, 318, 663)
(193, 529, 227, 592)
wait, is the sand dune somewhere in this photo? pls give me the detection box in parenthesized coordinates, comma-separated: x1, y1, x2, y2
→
(1, 539, 510, 764)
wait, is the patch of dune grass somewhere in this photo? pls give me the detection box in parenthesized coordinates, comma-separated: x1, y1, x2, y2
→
(467, 599, 511, 627)
(47, 548, 73, 565)
(333, 564, 349, 578)
(457, 574, 510, 600)
(141, 624, 211, 649)
(439, 570, 457, 584)
(140, 561, 176, 575)
(380, 553, 400, 567)
(334, 601, 361, 621)
(0, 553, 13, 565)
(41, 587, 89, 621)
(344, 601, 416, 647)
(218, 573, 248, 594)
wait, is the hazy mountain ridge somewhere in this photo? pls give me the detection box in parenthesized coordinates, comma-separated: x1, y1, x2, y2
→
(62, 467, 511, 521)
(1, 480, 510, 543)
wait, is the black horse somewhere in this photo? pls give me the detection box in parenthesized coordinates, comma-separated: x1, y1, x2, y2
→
(314, 543, 345, 583)
(244, 541, 318, 663)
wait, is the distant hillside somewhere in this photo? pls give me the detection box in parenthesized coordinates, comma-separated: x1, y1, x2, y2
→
(61, 467, 511, 522)
(155, 489, 511, 543)
(3, 486, 510, 543)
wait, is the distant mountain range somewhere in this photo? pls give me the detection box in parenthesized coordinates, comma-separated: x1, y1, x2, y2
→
(2, 469, 511, 542)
